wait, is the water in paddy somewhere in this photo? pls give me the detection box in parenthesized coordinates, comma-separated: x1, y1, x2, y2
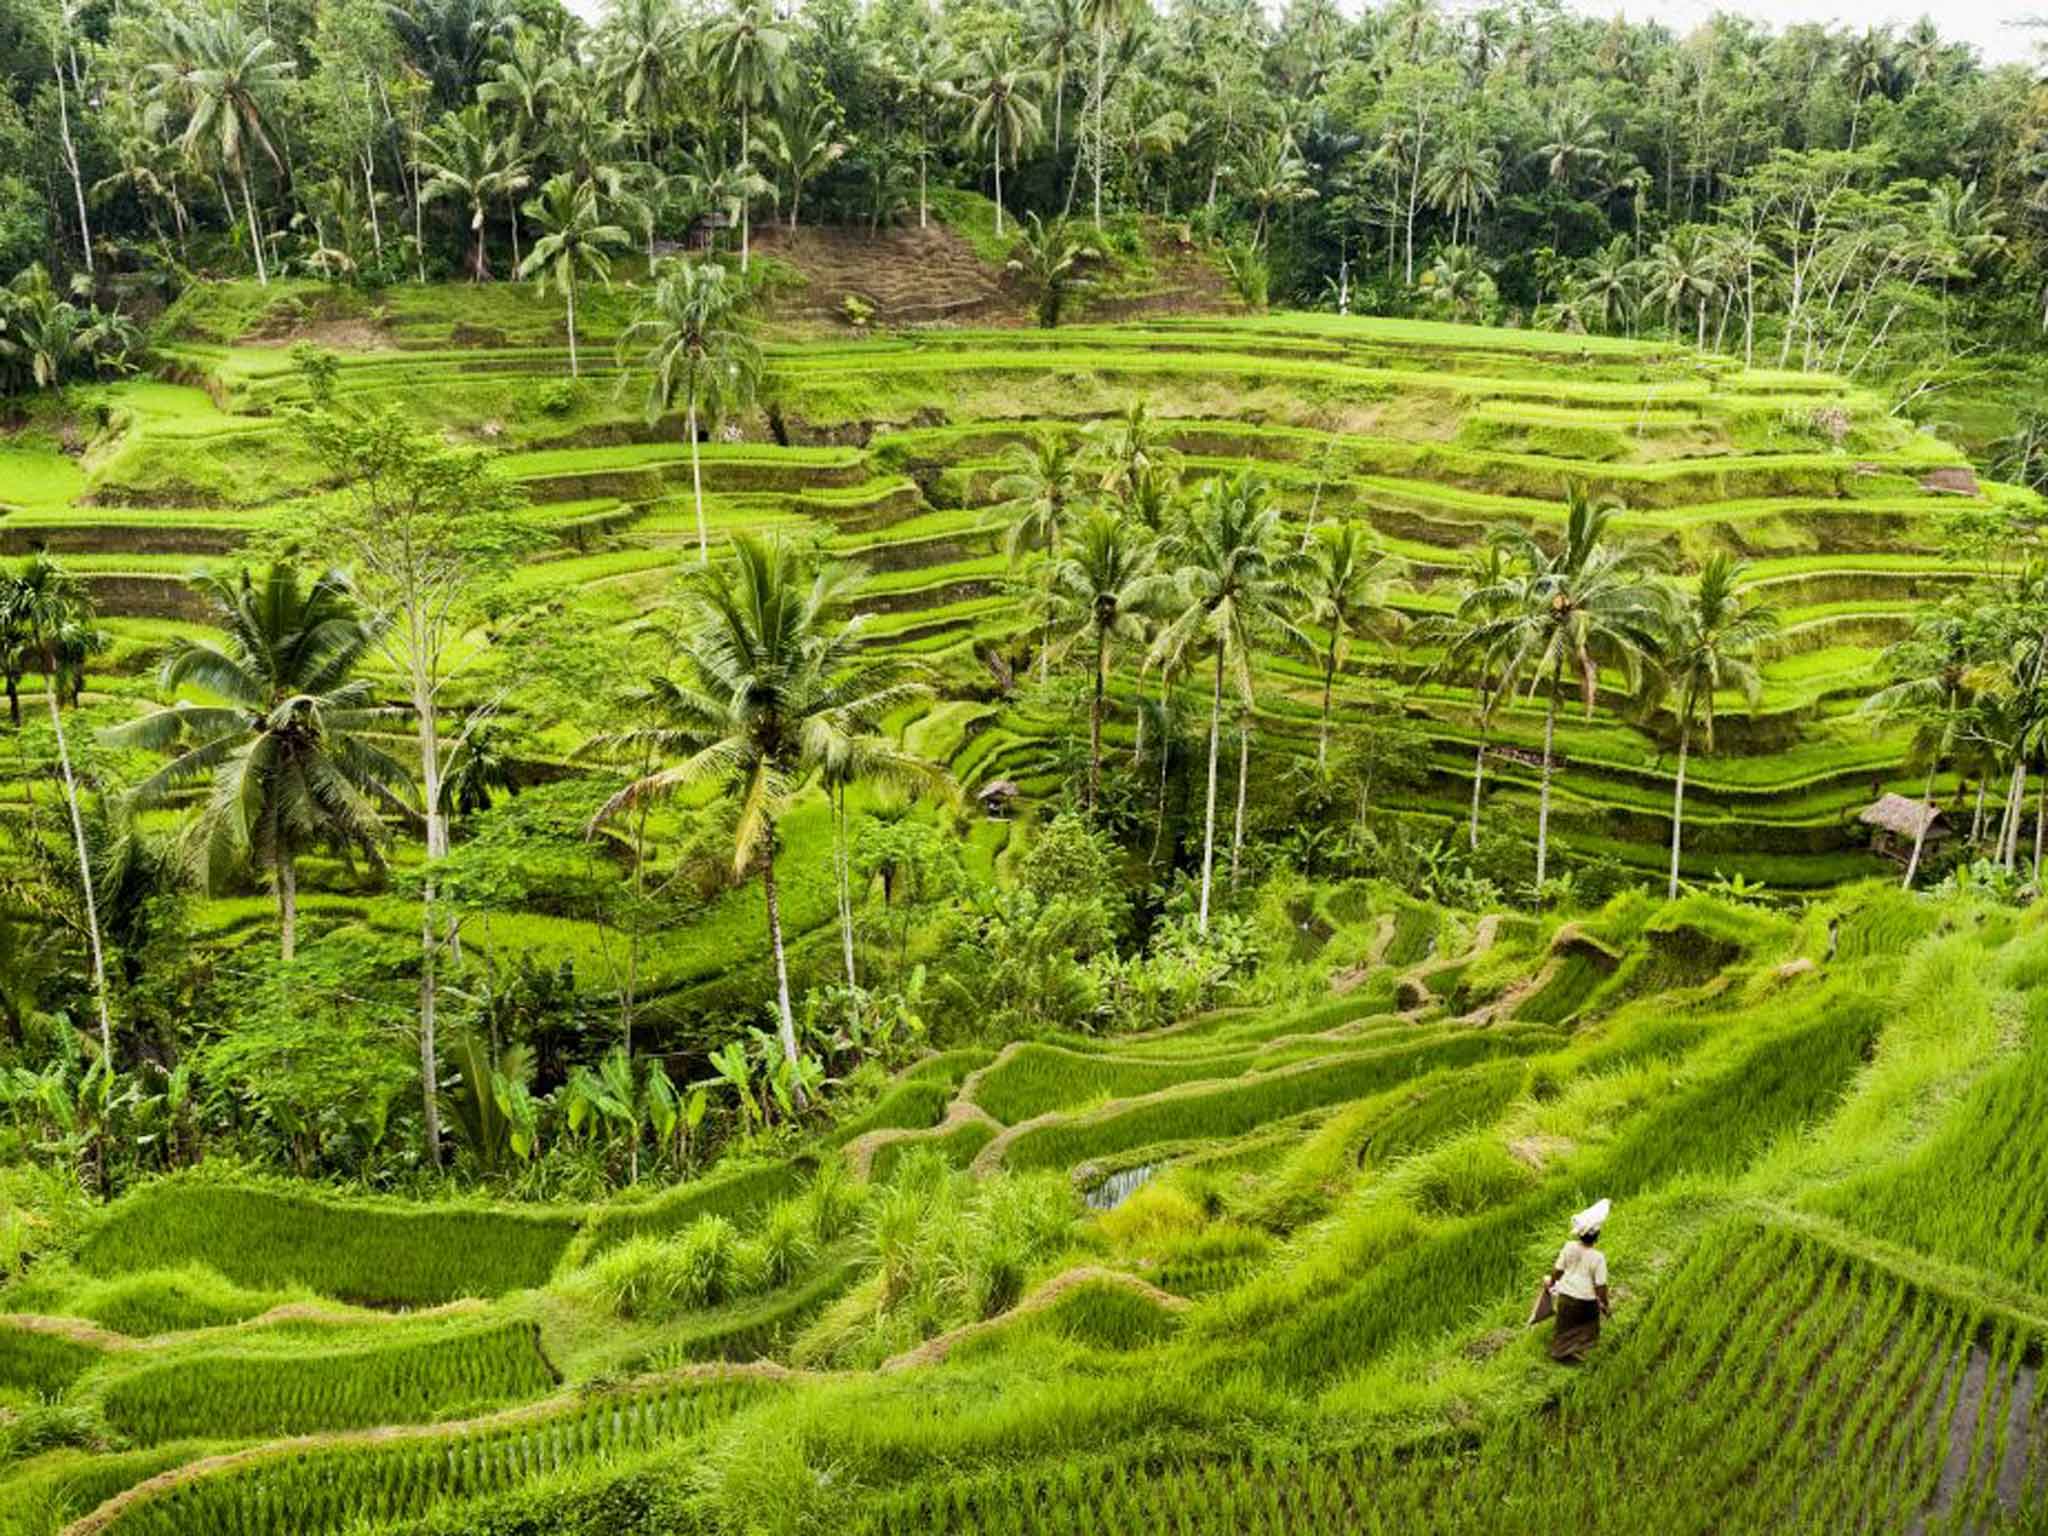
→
(1084, 1164, 1159, 1210)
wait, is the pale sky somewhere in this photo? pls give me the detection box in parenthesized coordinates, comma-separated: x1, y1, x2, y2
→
(1556, 0, 2039, 65)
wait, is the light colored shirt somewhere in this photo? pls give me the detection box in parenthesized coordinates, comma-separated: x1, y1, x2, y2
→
(1553, 1240, 1608, 1302)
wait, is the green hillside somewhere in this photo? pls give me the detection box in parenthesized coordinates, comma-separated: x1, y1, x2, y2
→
(3, 880, 2046, 1533)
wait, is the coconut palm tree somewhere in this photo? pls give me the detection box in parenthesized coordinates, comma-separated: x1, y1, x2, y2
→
(1238, 129, 1317, 249)
(1031, 0, 1084, 154)
(146, 7, 295, 287)
(752, 97, 846, 231)
(3, 556, 111, 1057)
(104, 566, 410, 963)
(1656, 554, 1778, 898)
(1422, 127, 1499, 247)
(599, 0, 686, 136)
(585, 537, 925, 1086)
(1456, 485, 1668, 900)
(991, 432, 1086, 682)
(1148, 471, 1307, 934)
(1863, 609, 1973, 889)
(953, 37, 1044, 238)
(1079, 0, 1139, 228)
(1647, 230, 1716, 349)
(414, 105, 529, 281)
(1576, 235, 1637, 335)
(1300, 522, 1405, 768)
(1430, 543, 1523, 851)
(1048, 511, 1166, 811)
(701, 0, 791, 272)
(517, 174, 630, 379)
(616, 258, 763, 562)
(887, 33, 953, 229)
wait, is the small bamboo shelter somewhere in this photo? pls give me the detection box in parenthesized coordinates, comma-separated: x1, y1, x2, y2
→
(1857, 794, 1951, 864)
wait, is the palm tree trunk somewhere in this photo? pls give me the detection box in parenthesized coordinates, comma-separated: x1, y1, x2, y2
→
(1535, 662, 1561, 902)
(505, 188, 517, 271)
(760, 825, 802, 1105)
(1902, 760, 1938, 890)
(277, 851, 298, 963)
(418, 893, 442, 1168)
(565, 279, 579, 378)
(53, 49, 93, 276)
(46, 677, 110, 1059)
(1318, 634, 1337, 767)
(1468, 725, 1486, 851)
(1197, 643, 1224, 936)
(689, 398, 708, 562)
(1230, 717, 1249, 892)
(241, 165, 269, 287)
(835, 787, 856, 987)
(740, 105, 752, 273)
(1971, 778, 1986, 846)
(1667, 718, 1689, 900)
(1088, 624, 1106, 813)
(918, 143, 928, 230)
(2034, 767, 2046, 886)
(994, 125, 1005, 238)
(2008, 762, 2029, 872)
(1092, 25, 1108, 229)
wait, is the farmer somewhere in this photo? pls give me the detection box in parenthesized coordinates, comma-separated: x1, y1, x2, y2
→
(1545, 1198, 1611, 1362)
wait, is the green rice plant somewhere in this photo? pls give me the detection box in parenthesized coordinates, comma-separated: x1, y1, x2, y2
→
(996, 1028, 1561, 1173)
(97, 1319, 557, 1445)
(94, 1374, 779, 1536)
(828, 1080, 954, 1145)
(867, 1119, 998, 1181)
(0, 1443, 209, 1536)
(580, 1161, 808, 1257)
(1815, 1027, 2048, 1294)
(0, 1325, 103, 1398)
(78, 1181, 578, 1307)
(59, 1265, 301, 1337)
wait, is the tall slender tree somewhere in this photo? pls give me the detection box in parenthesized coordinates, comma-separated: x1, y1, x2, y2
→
(1456, 487, 1668, 899)
(1656, 554, 1777, 898)
(586, 537, 925, 1085)
(616, 259, 763, 563)
(954, 38, 1044, 238)
(1048, 510, 1165, 812)
(4, 557, 111, 1058)
(517, 174, 630, 378)
(991, 433, 1086, 683)
(1148, 471, 1306, 934)
(702, 0, 791, 272)
(1299, 522, 1405, 767)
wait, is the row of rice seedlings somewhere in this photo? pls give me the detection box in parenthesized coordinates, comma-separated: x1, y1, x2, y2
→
(0, 1326, 103, 1398)
(867, 1120, 999, 1182)
(1815, 1026, 2048, 1295)
(859, 1225, 2018, 1534)
(827, 1080, 954, 1146)
(575, 1160, 809, 1258)
(99, 1320, 556, 1446)
(997, 1028, 1562, 1174)
(970, 1043, 1273, 1126)
(77, 1183, 578, 1308)
(94, 1375, 778, 1536)
(0, 1444, 210, 1536)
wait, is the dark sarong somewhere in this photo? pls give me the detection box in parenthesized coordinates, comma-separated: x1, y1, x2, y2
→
(1549, 1295, 1600, 1361)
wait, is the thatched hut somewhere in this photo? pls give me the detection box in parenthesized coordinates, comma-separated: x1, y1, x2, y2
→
(1857, 794, 1950, 863)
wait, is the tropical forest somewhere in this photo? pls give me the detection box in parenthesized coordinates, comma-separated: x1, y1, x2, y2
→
(2, 0, 2048, 1528)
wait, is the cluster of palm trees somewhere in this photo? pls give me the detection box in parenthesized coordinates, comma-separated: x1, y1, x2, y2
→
(994, 437, 1789, 910)
(1864, 571, 2048, 891)
(1441, 492, 1779, 900)
(990, 413, 1408, 931)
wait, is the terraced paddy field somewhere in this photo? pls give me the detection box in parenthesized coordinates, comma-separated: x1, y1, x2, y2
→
(6, 879, 2048, 1533)
(6, 288, 2025, 924)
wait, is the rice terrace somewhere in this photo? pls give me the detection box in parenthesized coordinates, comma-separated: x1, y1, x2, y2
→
(6, 0, 2048, 1531)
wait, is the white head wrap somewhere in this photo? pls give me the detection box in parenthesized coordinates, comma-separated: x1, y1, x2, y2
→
(1570, 1198, 1610, 1238)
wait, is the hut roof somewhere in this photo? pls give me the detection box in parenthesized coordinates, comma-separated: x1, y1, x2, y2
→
(1857, 794, 1947, 839)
